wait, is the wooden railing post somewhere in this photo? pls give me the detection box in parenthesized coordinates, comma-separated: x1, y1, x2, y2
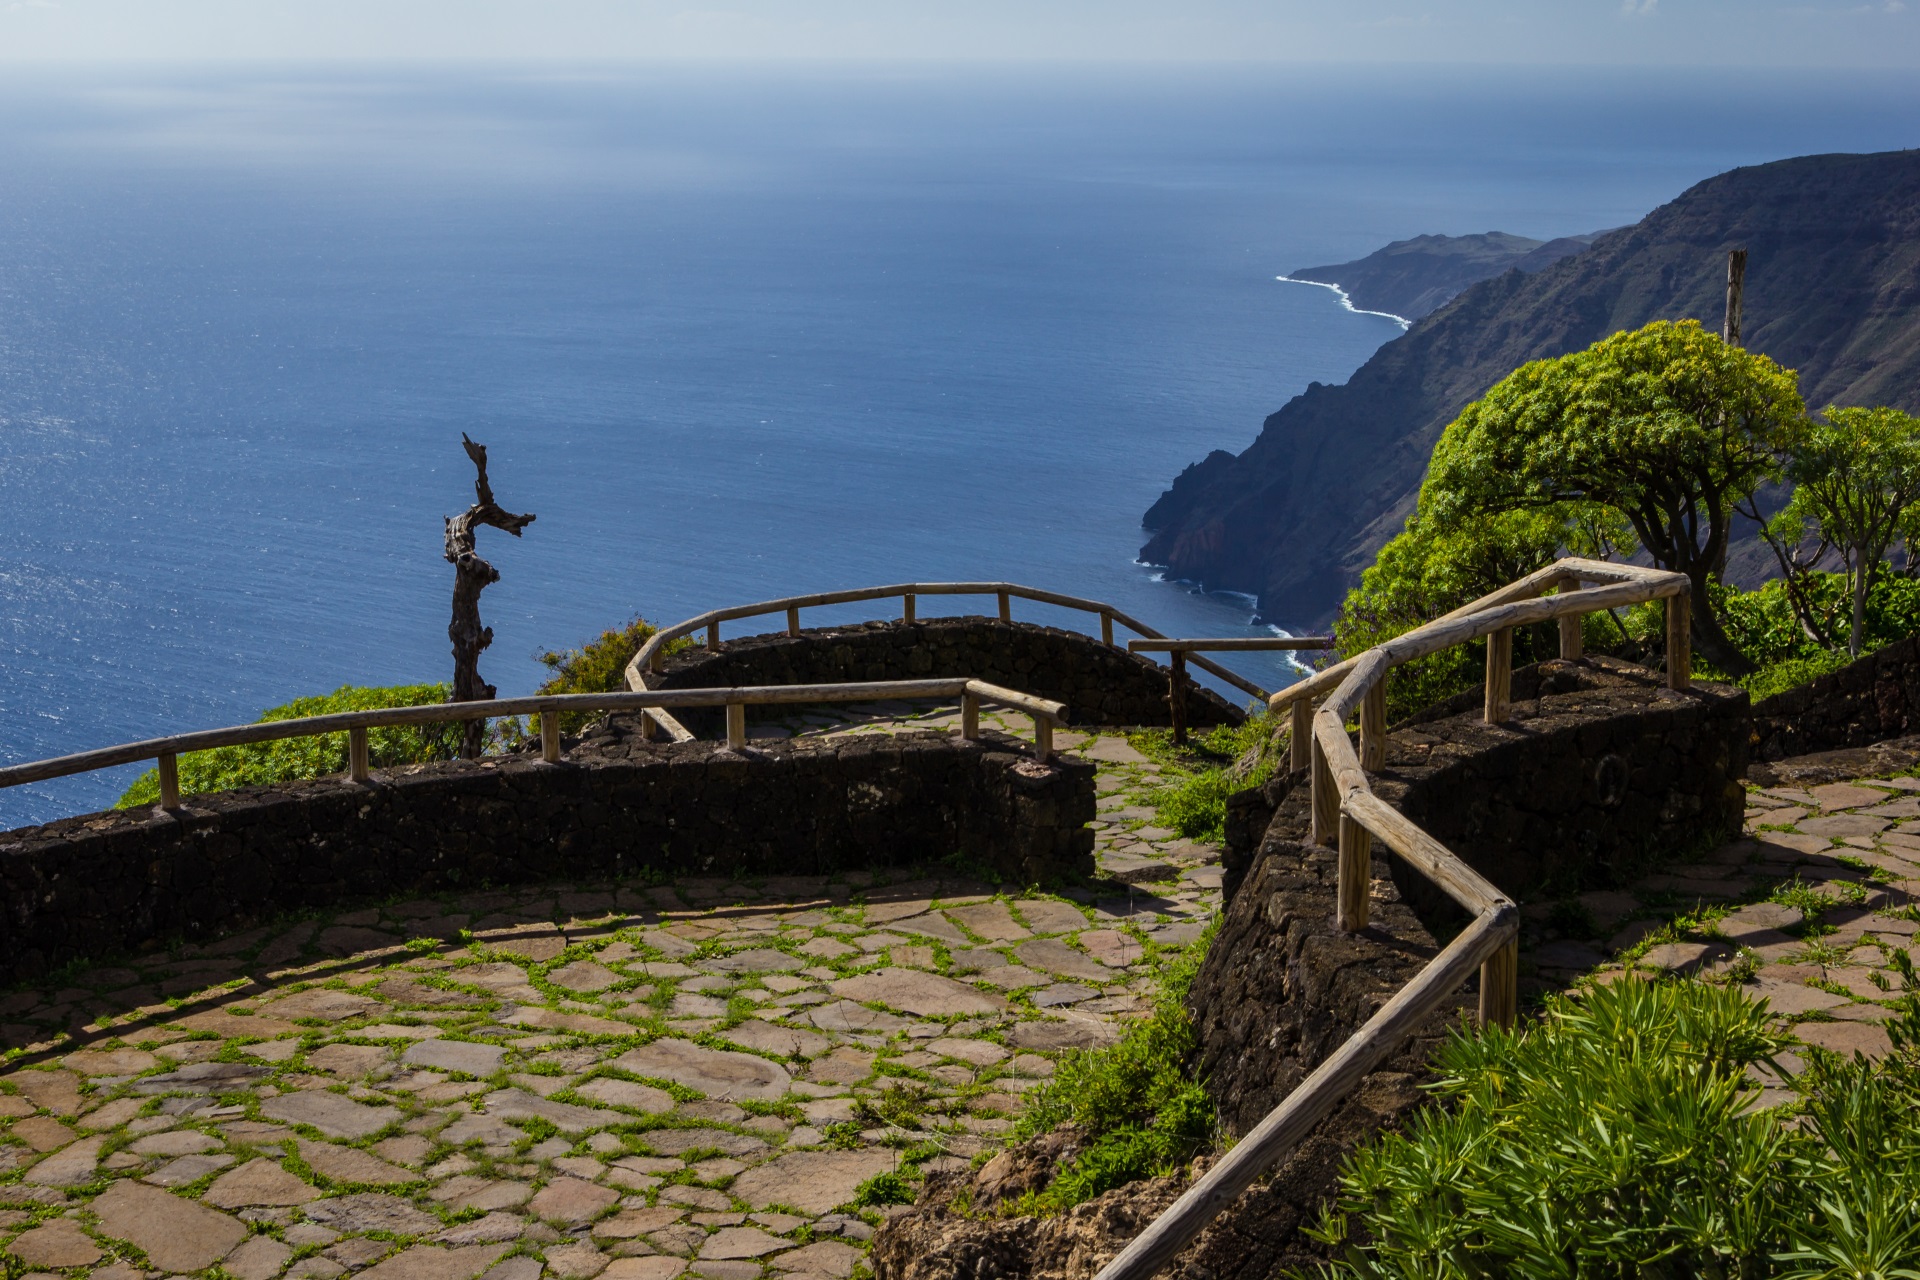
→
(1360, 681, 1387, 771)
(1484, 628, 1513, 724)
(904, 593, 916, 625)
(1168, 649, 1189, 746)
(1667, 592, 1691, 690)
(725, 703, 747, 748)
(1557, 575, 1584, 660)
(1479, 939, 1518, 1029)
(649, 647, 664, 673)
(786, 606, 801, 637)
(1290, 697, 1312, 775)
(157, 752, 180, 809)
(540, 714, 561, 764)
(1033, 716, 1053, 762)
(961, 692, 980, 740)
(707, 622, 721, 651)
(1337, 813, 1371, 932)
(638, 710, 657, 741)
(997, 590, 1010, 623)
(348, 727, 371, 782)
(1101, 611, 1114, 647)
(1310, 734, 1338, 848)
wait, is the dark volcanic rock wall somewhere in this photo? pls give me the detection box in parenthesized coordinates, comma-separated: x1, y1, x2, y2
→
(1144, 150, 1920, 626)
(652, 617, 1246, 731)
(0, 725, 1093, 985)
(1751, 634, 1920, 761)
(1225, 659, 1750, 908)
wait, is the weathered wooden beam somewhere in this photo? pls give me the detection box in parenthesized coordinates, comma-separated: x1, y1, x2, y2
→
(1127, 637, 1333, 653)
(157, 753, 180, 810)
(1360, 681, 1387, 771)
(349, 727, 371, 782)
(1337, 815, 1371, 932)
(1168, 650, 1189, 746)
(1484, 627, 1513, 724)
(1479, 938, 1518, 1029)
(1667, 592, 1692, 690)
(1724, 247, 1748, 347)
(1289, 697, 1312, 775)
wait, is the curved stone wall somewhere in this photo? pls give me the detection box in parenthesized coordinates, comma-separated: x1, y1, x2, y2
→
(1226, 658, 1750, 905)
(1750, 633, 1920, 761)
(649, 617, 1246, 732)
(0, 722, 1093, 986)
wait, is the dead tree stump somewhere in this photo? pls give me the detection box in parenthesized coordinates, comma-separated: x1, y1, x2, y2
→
(444, 434, 535, 758)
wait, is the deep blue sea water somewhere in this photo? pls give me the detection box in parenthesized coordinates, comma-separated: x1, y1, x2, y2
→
(3, 62, 1917, 825)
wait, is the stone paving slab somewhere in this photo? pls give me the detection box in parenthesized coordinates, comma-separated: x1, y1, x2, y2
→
(1539, 765, 1920, 1080)
(0, 713, 1221, 1279)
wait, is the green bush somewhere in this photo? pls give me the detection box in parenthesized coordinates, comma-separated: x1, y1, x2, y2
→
(1131, 716, 1281, 844)
(1304, 968, 1920, 1278)
(116, 683, 459, 807)
(532, 616, 693, 736)
(1012, 922, 1218, 1210)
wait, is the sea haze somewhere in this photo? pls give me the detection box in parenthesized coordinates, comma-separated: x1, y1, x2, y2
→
(2, 62, 1916, 825)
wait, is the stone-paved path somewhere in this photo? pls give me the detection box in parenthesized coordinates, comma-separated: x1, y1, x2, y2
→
(0, 712, 1222, 1280)
(1521, 772, 1920, 1093)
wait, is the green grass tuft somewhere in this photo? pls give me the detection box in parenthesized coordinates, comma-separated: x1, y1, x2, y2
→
(1012, 921, 1218, 1210)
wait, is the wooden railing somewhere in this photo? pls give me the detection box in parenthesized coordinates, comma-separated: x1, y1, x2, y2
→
(0, 678, 1067, 811)
(1093, 557, 1691, 1280)
(625, 581, 1294, 706)
(1126, 636, 1331, 743)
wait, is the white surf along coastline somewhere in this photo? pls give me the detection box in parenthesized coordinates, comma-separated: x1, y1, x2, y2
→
(1276, 275, 1412, 329)
(1133, 564, 1325, 678)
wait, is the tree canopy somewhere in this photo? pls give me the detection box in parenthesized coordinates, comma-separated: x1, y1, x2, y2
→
(1770, 405, 1920, 655)
(1423, 319, 1806, 674)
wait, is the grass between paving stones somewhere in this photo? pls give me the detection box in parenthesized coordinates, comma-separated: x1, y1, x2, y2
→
(1604, 868, 1873, 973)
(1001, 920, 1219, 1214)
(1127, 714, 1281, 844)
(1301, 969, 1920, 1279)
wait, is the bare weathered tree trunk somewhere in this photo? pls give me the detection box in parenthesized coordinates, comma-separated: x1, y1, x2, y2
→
(445, 435, 535, 758)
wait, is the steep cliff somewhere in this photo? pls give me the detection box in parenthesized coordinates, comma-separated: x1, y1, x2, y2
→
(1143, 150, 1920, 628)
(1287, 230, 1600, 322)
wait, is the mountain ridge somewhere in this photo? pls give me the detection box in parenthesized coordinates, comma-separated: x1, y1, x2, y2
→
(1141, 149, 1920, 629)
(1287, 230, 1602, 322)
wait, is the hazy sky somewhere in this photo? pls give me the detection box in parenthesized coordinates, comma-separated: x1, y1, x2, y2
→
(0, 0, 1914, 67)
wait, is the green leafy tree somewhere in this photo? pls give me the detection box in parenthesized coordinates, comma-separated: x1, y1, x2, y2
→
(1766, 406, 1920, 656)
(1424, 319, 1807, 676)
(1336, 502, 1634, 721)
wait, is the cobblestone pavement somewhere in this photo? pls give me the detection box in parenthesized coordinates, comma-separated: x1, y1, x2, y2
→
(1525, 773, 1920, 1090)
(0, 716, 1222, 1280)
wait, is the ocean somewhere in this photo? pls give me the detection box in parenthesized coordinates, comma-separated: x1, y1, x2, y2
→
(2, 61, 1916, 826)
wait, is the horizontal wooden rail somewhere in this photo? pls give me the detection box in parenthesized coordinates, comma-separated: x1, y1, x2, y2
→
(629, 581, 1272, 703)
(1102, 558, 1692, 1280)
(1125, 636, 1332, 653)
(0, 679, 1068, 793)
(1267, 561, 1687, 714)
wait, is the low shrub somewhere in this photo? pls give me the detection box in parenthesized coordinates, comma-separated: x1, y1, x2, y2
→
(1011, 922, 1218, 1210)
(1132, 715, 1280, 844)
(531, 616, 693, 736)
(115, 683, 459, 807)
(1302, 962, 1920, 1278)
